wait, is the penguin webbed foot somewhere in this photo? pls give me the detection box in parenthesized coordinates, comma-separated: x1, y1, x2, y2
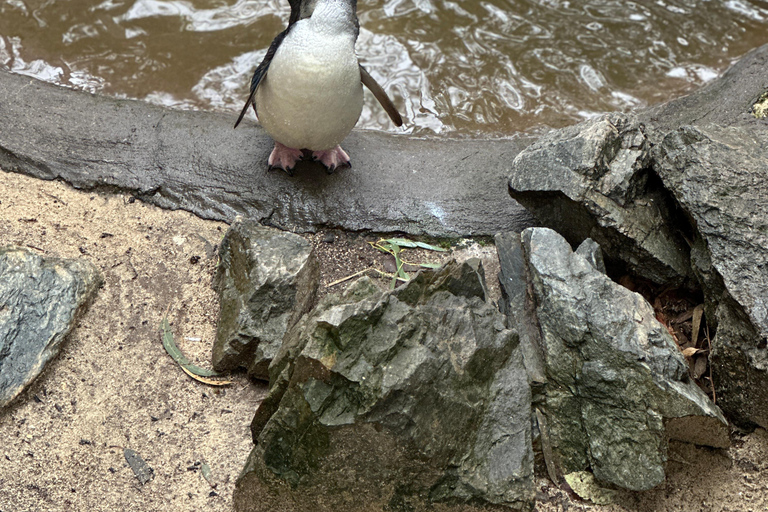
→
(312, 146, 351, 174)
(267, 142, 303, 175)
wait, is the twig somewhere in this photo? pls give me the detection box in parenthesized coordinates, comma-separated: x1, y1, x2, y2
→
(327, 267, 375, 287)
(41, 190, 68, 205)
(327, 267, 408, 288)
(706, 324, 716, 404)
(668, 455, 693, 466)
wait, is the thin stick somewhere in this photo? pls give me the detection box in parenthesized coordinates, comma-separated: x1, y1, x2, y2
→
(327, 267, 374, 287)
(327, 267, 408, 288)
(706, 324, 716, 404)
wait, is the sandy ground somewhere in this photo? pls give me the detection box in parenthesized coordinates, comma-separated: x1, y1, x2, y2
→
(0, 169, 766, 512)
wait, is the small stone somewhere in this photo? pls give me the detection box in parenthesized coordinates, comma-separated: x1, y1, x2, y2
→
(124, 448, 154, 485)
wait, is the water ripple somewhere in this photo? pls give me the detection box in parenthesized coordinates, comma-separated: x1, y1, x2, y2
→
(1, 0, 768, 135)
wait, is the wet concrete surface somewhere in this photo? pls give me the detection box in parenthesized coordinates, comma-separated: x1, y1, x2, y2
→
(0, 69, 535, 237)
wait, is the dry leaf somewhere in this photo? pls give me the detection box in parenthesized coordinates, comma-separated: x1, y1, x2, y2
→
(180, 366, 233, 387)
(691, 305, 704, 348)
(693, 354, 708, 379)
(682, 347, 705, 358)
(618, 275, 636, 291)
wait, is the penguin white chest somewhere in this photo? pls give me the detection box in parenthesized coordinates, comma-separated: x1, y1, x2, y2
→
(255, 23, 363, 151)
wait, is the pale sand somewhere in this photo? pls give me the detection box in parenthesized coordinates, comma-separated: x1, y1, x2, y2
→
(0, 169, 766, 512)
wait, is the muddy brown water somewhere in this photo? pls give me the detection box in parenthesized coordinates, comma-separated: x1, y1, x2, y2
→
(1, 0, 768, 136)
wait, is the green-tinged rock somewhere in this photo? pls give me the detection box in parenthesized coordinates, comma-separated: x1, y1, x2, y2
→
(124, 448, 154, 485)
(519, 228, 727, 491)
(0, 246, 102, 408)
(236, 260, 534, 512)
(212, 218, 318, 380)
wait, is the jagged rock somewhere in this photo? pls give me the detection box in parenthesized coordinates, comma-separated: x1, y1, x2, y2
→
(508, 112, 690, 285)
(212, 218, 319, 380)
(0, 247, 102, 408)
(506, 44, 768, 430)
(574, 238, 606, 274)
(507, 43, 768, 287)
(499, 228, 727, 491)
(495, 232, 546, 390)
(235, 260, 534, 512)
(654, 125, 768, 427)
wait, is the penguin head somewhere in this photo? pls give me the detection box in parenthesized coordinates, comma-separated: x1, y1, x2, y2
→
(289, 0, 357, 24)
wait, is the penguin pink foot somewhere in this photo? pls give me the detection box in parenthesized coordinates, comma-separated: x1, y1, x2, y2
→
(312, 145, 351, 173)
(268, 142, 303, 174)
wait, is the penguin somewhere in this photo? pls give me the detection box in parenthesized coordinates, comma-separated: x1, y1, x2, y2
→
(234, 0, 403, 173)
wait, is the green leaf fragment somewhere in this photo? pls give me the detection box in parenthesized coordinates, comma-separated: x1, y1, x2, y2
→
(414, 241, 448, 252)
(201, 462, 215, 487)
(385, 238, 419, 248)
(161, 317, 221, 378)
(384, 238, 447, 252)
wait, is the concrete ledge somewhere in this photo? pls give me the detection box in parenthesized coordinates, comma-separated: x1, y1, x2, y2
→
(0, 70, 535, 237)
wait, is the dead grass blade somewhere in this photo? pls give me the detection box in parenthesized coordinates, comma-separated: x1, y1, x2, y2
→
(706, 324, 716, 404)
(180, 366, 232, 386)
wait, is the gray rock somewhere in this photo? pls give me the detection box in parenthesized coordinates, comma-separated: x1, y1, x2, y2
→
(495, 232, 546, 390)
(505, 43, 768, 429)
(213, 218, 319, 380)
(508, 113, 690, 285)
(518, 228, 726, 491)
(654, 124, 768, 427)
(574, 239, 606, 274)
(0, 247, 102, 408)
(235, 260, 534, 512)
(507, 43, 768, 287)
(0, 69, 535, 238)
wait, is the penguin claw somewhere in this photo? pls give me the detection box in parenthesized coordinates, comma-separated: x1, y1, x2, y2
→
(268, 164, 294, 176)
(312, 146, 351, 174)
(267, 142, 303, 174)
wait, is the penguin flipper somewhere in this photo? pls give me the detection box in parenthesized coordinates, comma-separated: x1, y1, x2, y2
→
(360, 65, 403, 127)
(234, 30, 289, 129)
